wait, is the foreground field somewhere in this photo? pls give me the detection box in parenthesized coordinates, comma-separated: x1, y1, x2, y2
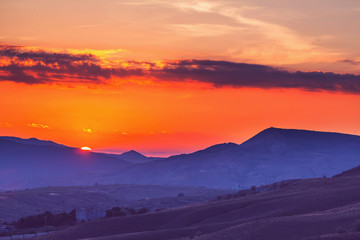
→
(36, 175, 360, 240)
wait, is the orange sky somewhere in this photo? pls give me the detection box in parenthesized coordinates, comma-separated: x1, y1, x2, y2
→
(1, 0, 360, 156)
(1, 79, 359, 156)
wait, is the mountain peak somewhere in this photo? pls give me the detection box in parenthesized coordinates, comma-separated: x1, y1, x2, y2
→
(257, 127, 293, 135)
(117, 150, 150, 163)
(120, 150, 145, 158)
(241, 127, 360, 152)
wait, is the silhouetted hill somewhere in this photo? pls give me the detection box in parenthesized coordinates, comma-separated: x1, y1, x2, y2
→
(0, 136, 66, 147)
(118, 150, 161, 163)
(0, 138, 130, 189)
(1, 127, 360, 190)
(114, 127, 360, 188)
(107, 150, 163, 163)
(242, 127, 360, 152)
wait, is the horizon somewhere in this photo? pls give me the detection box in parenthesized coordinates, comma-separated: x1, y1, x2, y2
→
(1, 0, 360, 156)
(2, 126, 360, 157)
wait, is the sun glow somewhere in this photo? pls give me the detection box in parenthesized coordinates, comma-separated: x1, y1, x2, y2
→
(81, 146, 92, 151)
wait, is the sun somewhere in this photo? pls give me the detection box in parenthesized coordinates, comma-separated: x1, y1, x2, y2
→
(81, 146, 92, 151)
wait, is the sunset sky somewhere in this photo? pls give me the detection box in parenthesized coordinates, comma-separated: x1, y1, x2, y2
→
(1, 0, 360, 156)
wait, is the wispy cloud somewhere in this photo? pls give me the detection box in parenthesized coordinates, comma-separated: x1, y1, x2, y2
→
(27, 123, 51, 129)
(170, 1, 314, 51)
(169, 24, 242, 37)
(1, 44, 360, 94)
(340, 59, 360, 65)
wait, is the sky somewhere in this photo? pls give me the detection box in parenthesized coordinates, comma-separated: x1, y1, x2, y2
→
(1, 0, 360, 156)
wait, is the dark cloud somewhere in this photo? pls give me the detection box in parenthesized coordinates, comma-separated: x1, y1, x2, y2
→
(0, 64, 43, 84)
(156, 60, 360, 94)
(0, 45, 123, 84)
(1, 45, 360, 94)
(0, 44, 97, 64)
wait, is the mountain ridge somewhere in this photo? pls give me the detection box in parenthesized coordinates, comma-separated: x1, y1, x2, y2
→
(1, 127, 360, 190)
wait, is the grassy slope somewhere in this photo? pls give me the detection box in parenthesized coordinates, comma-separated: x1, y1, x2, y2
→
(36, 175, 360, 240)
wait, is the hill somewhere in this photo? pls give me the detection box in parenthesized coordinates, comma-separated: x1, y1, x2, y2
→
(0, 137, 130, 190)
(113, 127, 360, 188)
(333, 165, 360, 178)
(108, 150, 162, 163)
(1, 127, 360, 190)
(36, 174, 360, 240)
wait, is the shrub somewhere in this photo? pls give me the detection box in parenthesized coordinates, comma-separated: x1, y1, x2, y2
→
(106, 207, 126, 218)
(12, 209, 76, 229)
(105, 207, 139, 218)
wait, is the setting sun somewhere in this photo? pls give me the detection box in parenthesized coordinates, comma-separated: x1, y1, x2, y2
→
(80, 146, 92, 151)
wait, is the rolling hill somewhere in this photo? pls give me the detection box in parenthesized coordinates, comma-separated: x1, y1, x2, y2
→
(36, 170, 360, 240)
(1, 127, 360, 190)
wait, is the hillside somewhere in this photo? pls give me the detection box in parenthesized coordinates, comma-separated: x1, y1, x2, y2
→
(334, 165, 360, 178)
(36, 174, 360, 240)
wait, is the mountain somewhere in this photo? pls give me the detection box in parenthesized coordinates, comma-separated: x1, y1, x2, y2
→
(119, 150, 148, 162)
(109, 150, 162, 163)
(0, 137, 131, 190)
(1, 127, 360, 190)
(0, 136, 66, 147)
(112, 127, 360, 189)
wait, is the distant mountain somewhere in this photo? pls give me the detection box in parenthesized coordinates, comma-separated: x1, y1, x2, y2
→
(1, 127, 360, 190)
(112, 127, 360, 189)
(109, 150, 162, 163)
(0, 136, 66, 147)
(0, 137, 130, 190)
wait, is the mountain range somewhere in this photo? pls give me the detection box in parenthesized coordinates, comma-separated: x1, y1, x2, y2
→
(1, 127, 360, 190)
